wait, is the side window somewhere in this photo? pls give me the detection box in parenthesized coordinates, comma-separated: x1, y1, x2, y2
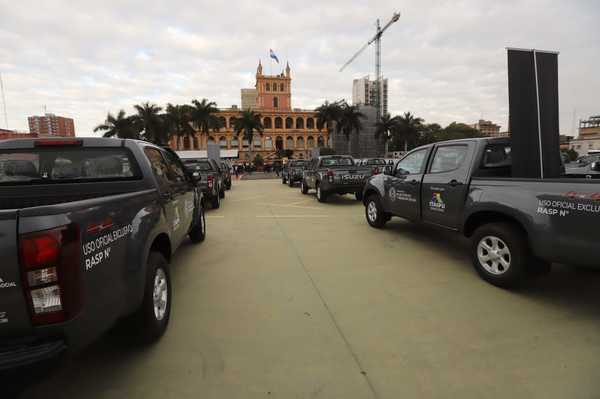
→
(395, 149, 428, 176)
(144, 147, 171, 189)
(429, 145, 468, 174)
(162, 151, 187, 183)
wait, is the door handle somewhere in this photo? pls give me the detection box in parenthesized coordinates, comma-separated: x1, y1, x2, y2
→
(449, 179, 463, 187)
(409, 179, 419, 185)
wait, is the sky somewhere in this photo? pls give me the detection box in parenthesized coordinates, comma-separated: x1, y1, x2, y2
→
(0, 0, 598, 137)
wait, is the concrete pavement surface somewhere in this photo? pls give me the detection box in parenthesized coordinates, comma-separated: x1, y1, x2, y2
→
(19, 180, 600, 398)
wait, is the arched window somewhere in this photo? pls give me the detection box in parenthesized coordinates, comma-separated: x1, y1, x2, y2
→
(266, 83, 270, 91)
(297, 136, 305, 149)
(285, 117, 293, 129)
(219, 116, 227, 129)
(229, 117, 237, 129)
(273, 97, 279, 108)
(183, 136, 190, 150)
(296, 118, 304, 129)
(307, 136, 315, 148)
(263, 117, 272, 129)
(242, 138, 249, 149)
(264, 136, 273, 149)
(306, 118, 315, 129)
(286, 136, 294, 149)
(274, 117, 283, 129)
(275, 136, 284, 150)
(208, 136, 215, 144)
(253, 137, 262, 149)
(298, 153, 304, 159)
(280, 83, 284, 91)
(272, 83, 277, 92)
(317, 135, 324, 147)
(231, 136, 239, 148)
(219, 136, 227, 149)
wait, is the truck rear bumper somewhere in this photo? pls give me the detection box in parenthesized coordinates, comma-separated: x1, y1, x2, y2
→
(323, 182, 365, 194)
(0, 338, 67, 371)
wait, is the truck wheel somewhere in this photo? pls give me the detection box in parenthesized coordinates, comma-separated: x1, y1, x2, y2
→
(211, 194, 220, 209)
(301, 180, 309, 194)
(137, 252, 171, 343)
(226, 181, 231, 190)
(365, 194, 386, 228)
(219, 186, 225, 199)
(316, 183, 328, 203)
(355, 191, 363, 201)
(288, 178, 294, 187)
(188, 204, 206, 243)
(282, 177, 287, 184)
(471, 223, 529, 288)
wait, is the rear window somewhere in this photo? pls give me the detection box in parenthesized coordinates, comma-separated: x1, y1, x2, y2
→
(184, 160, 213, 171)
(321, 157, 354, 167)
(366, 159, 386, 165)
(0, 147, 141, 184)
(482, 145, 511, 168)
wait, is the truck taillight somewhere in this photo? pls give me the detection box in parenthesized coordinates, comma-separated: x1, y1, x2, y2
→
(19, 225, 82, 325)
(373, 167, 380, 175)
(326, 169, 334, 183)
(207, 175, 214, 188)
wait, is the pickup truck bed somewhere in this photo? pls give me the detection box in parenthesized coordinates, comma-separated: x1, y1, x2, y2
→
(363, 137, 600, 287)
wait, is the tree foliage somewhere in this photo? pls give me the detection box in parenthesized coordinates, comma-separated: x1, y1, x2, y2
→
(94, 110, 140, 139)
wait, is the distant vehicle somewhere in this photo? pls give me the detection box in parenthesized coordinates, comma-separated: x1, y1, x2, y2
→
(363, 158, 389, 175)
(363, 137, 600, 288)
(301, 155, 372, 202)
(220, 161, 232, 190)
(282, 160, 307, 186)
(0, 137, 206, 370)
(183, 158, 225, 208)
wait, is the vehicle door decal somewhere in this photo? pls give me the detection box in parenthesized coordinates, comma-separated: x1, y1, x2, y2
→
(428, 192, 446, 212)
(82, 223, 133, 271)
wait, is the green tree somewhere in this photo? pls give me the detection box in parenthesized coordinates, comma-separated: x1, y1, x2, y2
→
(94, 110, 140, 139)
(133, 102, 167, 144)
(253, 153, 264, 167)
(233, 110, 264, 163)
(337, 103, 366, 155)
(375, 113, 399, 155)
(393, 112, 424, 152)
(315, 100, 344, 148)
(166, 103, 195, 149)
(190, 99, 221, 144)
(563, 148, 578, 162)
(441, 122, 484, 140)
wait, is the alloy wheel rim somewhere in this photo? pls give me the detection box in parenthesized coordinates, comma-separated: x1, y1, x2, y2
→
(153, 268, 168, 321)
(317, 186, 321, 199)
(367, 201, 377, 222)
(477, 236, 511, 275)
(200, 208, 205, 235)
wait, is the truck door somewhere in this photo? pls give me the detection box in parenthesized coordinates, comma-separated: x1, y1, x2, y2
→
(144, 147, 179, 243)
(420, 143, 472, 229)
(162, 150, 195, 247)
(385, 148, 430, 221)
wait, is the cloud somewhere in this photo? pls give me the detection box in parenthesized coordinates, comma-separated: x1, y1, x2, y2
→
(0, 0, 598, 136)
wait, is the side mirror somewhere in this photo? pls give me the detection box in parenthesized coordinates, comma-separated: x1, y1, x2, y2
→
(191, 171, 201, 182)
(591, 162, 600, 172)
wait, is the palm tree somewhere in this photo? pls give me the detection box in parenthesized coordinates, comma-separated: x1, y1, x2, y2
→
(374, 113, 399, 155)
(94, 110, 140, 139)
(396, 112, 424, 152)
(233, 110, 263, 163)
(166, 103, 195, 149)
(337, 103, 366, 155)
(315, 100, 344, 148)
(190, 99, 221, 146)
(133, 102, 166, 144)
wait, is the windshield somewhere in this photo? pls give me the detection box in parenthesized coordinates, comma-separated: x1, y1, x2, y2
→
(366, 159, 387, 165)
(321, 157, 354, 167)
(185, 160, 213, 171)
(0, 148, 140, 184)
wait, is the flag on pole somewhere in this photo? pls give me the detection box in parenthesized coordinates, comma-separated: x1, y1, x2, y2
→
(269, 49, 279, 64)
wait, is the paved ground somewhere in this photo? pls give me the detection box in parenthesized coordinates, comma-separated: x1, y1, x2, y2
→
(20, 180, 600, 398)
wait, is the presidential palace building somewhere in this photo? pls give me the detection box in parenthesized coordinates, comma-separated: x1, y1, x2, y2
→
(169, 61, 328, 162)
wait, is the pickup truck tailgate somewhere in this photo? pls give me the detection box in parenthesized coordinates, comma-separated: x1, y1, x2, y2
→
(334, 168, 371, 184)
(0, 210, 32, 338)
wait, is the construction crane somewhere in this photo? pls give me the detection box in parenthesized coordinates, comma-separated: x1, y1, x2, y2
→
(340, 11, 400, 121)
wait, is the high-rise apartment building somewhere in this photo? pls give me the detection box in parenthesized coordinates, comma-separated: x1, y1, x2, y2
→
(28, 113, 75, 137)
(470, 119, 502, 137)
(352, 76, 388, 116)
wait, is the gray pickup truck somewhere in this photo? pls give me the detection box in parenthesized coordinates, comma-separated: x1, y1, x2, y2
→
(282, 160, 307, 187)
(362, 137, 600, 287)
(0, 137, 206, 371)
(182, 158, 225, 209)
(301, 155, 372, 202)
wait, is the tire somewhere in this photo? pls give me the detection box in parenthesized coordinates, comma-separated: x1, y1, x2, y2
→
(288, 178, 294, 187)
(211, 193, 220, 209)
(471, 222, 530, 288)
(301, 180, 309, 194)
(282, 176, 287, 184)
(134, 251, 171, 343)
(226, 180, 231, 190)
(316, 183, 328, 203)
(219, 185, 225, 199)
(365, 194, 386, 228)
(355, 191, 363, 201)
(189, 203, 206, 243)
